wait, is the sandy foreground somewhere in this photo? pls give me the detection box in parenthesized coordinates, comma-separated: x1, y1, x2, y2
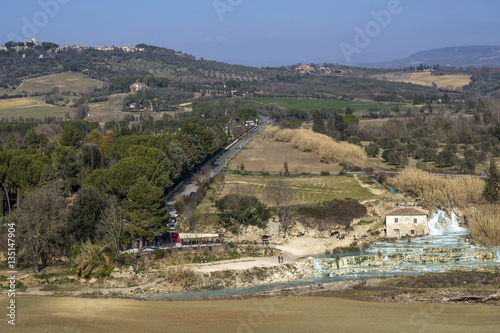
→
(1, 295, 499, 333)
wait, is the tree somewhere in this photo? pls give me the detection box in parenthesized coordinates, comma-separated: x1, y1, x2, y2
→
(216, 194, 270, 231)
(283, 161, 290, 177)
(264, 179, 295, 238)
(484, 159, 500, 203)
(459, 148, 477, 172)
(365, 143, 380, 157)
(67, 187, 107, 243)
(334, 114, 347, 139)
(122, 177, 169, 249)
(7, 182, 67, 271)
(312, 111, 326, 134)
(415, 147, 437, 162)
(436, 150, 457, 168)
(60, 124, 83, 147)
(81, 144, 102, 170)
(387, 150, 408, 167)
(75, 104, 89, 120)
(24, 128, 39, 149)
(96, 196, 124, 256)
(51, 146, 81, 193)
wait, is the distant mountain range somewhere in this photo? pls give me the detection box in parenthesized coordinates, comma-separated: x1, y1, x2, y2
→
(361, 45, 500, 69)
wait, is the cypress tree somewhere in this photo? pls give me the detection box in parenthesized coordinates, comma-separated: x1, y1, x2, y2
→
(484, 159, 500, 203)
(312, 111, 326, 134)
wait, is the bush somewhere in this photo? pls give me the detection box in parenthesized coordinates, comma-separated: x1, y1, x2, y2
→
(299, 199, 367, 230)
(71, 241, 115, 278)
(154, 249, 165, 259)
(274, 129, 366, 167)
(388, 169, 484, 209)
(465, 204, 500, 247)
(165, 267, 197, 290)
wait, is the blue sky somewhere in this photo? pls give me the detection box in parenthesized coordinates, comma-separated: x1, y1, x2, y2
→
(1, 0, 499, 67)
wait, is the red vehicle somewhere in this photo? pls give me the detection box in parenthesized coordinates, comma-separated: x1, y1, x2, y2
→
(170, 232, 179, 243)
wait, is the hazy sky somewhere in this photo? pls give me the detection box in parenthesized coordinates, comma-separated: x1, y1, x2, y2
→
(1, 0, 499, 67)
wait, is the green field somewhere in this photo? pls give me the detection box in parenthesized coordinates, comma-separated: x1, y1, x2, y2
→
(18, 72, 104, 93)
(3, 296, 499, 333)
(0, 97, 71, 119)
(247, 97, 419, 115)
(197, 174, 374, 215)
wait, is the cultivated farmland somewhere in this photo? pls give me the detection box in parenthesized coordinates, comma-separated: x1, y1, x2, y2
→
(246, 97, 419, 114)
(0, 97, 71, 119)
(18, 72, 104, 93)
(389, 72, 471, 91)
(218, 174, 375, 206)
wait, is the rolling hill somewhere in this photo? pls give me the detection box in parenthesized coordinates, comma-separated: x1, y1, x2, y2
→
(363, 45, 500, 68)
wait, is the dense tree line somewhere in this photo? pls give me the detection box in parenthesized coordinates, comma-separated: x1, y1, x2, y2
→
(0, 115, 228, 273)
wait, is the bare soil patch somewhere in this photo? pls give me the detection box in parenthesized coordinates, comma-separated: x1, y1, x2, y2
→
(230, 134, 342, 173)
(3, 294, 499, 333)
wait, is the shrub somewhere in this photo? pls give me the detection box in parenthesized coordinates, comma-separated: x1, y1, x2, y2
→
(299, 199, 367, 230)
(165, 266, 197, 290)
(274, 129, 366, 167)
(71, 241, 115, 279)
(154, 249, 165, 259)
(465, 204, 500, 247)
(388, 169, 484, 209)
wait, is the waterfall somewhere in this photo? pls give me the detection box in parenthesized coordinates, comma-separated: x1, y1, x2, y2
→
(427, 209, 468, 235)
(312, 259, 326, 273)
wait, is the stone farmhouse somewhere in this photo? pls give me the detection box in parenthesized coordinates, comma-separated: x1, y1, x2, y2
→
(384, 208, 429, 238)
(130, 82, 147, 92)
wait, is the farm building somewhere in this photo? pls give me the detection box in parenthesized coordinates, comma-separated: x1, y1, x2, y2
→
(130, 82, 147, 92)
(384, 208, 429, 237)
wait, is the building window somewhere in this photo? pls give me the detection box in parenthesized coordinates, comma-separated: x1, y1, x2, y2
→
(395, 218, 398, 223)
(393, 229, 400, 237)
(414, 218, 417, 223)
(411, 230, 415, 235)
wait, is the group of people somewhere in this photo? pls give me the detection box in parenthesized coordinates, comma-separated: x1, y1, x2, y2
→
(277, 255, 284, 263)
(354, 235, 368, 240)
(335, 233, 346, 240)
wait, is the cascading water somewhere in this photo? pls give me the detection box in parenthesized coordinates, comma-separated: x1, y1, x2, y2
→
(313, 210, 499, 278)
(427, 209, 468, 235)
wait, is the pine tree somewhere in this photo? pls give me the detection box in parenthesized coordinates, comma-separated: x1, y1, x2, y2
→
(484, 159, 500, 203)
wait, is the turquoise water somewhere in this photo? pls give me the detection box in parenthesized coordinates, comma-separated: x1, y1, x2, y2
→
(142, 210, 499, 301)
(314, 210, 499, 277)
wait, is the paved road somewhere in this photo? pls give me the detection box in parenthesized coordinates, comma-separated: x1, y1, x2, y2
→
(167, 116, 269, 203)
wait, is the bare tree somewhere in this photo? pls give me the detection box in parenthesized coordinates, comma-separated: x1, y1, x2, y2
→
(96, 196, 124, 256)
(264, 179, 295, 238)
(8, 182, 67, 271)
